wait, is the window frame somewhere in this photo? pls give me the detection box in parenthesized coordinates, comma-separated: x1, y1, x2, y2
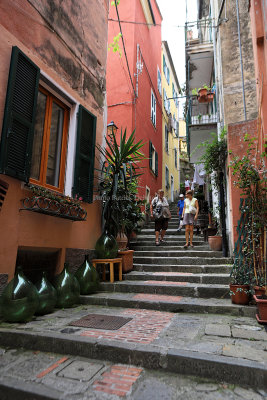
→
(30, 85, 69, 193)
(151, 89, 156, 127)
(165, 124, 169, 153)
(157, 66, 162, 96)
(165, 165, 169, 189)
(151, 144, 156, 172)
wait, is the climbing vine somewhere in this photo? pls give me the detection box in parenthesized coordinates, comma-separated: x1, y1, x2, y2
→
(109, 0, 123, 57)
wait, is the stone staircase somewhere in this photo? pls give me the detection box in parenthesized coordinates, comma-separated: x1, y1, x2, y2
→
(81, 204, 254, 317)
(0, 204, 265, 392)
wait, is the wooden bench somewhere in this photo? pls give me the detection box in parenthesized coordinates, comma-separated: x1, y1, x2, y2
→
(92, 258, 122, 283)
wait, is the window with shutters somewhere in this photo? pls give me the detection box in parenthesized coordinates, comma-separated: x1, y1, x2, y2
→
(157, 67, 162, 95)
(149, 141, 158, 176)
(151, 144, 156, 172)
(174, 148, 177, 169)
(166, 67, 170, 85)
(151, 89, 156, 127)
(0, 46, 96, 204)
(165, 165, 169, 189)
(165, 125, 169, 153)
(30, 86, 69, 192)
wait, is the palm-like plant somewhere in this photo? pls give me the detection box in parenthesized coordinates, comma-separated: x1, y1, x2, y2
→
(96, 128, 145, 236)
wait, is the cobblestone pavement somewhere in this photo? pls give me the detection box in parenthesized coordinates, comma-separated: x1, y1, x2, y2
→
(0, 347, 266, 400)
(0, 305, 265, 363)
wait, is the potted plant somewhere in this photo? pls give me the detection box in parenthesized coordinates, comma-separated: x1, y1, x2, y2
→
(197, 114, 202, 123)
(254, 294, 267, 323)
(229, 134, 266, 311)
(230, 260, 251, 305)
(96, 128, 145, 269)
(208, 213, 222, 251)
(197, 130, 228, 252)
(22, 185, 87, 221)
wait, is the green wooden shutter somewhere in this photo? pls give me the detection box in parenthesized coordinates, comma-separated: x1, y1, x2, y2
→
(149, 141, 152, 170)
(155, 151, 158, 177)
(0, 46, 40, 181)
(73, 105, 97, 203)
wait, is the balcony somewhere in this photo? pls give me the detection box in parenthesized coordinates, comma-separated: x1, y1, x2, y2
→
(187, 97, 217, 126)
(185, 17, 213, 48)
(186, 97, 217, 163)
(185, 19, 214, 99)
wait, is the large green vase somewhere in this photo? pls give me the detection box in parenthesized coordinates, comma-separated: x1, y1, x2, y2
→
(1, 266, 39, 323)
(35, 272, 57, 315)
(53, 263, 80, 308)
(95, 231, 118, 259)
(75, 255, 100, 295)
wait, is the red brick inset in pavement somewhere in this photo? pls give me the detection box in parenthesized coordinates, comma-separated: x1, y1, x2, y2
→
(144, 280, 188, 286)
(36, 357, 69, 379)
(153, 272, 193, 276)
(81, 309, 173, 344)
(134, 293, 183, 303)
(93, 365, 143, 397)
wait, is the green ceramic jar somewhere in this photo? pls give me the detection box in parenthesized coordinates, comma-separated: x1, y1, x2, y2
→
(35, 272, 57, 315)
(75, 255, 99, 295)
(1, 266, 39, 323)
(95, 231, 118, 259)
(53, 263, 80, 308)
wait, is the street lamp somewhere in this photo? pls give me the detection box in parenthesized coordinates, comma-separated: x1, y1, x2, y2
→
(107, 121, 118, 140)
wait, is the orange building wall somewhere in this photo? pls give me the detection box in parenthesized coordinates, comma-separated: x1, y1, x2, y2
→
(107, 0, 163, 200)
(249, 0, 267, 154)
(0, 0, 109, 280)
(228, 119, 258, 249)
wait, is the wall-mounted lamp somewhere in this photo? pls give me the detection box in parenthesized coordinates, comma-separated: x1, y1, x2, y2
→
(107, 121, 118, 140)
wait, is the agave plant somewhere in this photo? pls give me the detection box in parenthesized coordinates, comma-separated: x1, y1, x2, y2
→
(96, 128, 145, 237)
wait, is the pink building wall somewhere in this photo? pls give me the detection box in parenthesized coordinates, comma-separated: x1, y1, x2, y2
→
(107, 0, 163, 200)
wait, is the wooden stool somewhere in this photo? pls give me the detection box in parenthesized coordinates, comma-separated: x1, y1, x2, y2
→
(92, 258, 122, 283)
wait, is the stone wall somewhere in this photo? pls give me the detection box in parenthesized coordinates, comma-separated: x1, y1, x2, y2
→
(219, 0, 257, 126)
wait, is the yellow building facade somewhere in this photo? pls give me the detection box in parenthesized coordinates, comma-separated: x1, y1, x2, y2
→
(161, 41, 180, 202)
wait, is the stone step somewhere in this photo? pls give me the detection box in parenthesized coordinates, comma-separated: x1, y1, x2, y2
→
(99, 281, 230, 299)
(133, 264, 232, 274)
(133, 256, 231, 265)
(142, 228, 199, 233)
(134, 236, 205, 243)
(131, 245, 210, 251)
(80, 292, 255, 318)
(0, 308, 265, 390)
(123, 272, 230, 285)
(134, 250, 223, 258)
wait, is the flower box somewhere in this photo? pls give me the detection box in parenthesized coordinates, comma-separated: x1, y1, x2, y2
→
(21, 185, 87, 221)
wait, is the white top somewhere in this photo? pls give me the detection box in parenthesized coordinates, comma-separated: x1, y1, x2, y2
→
(184, 197, 197, 214)
(152, 196, 169, 208)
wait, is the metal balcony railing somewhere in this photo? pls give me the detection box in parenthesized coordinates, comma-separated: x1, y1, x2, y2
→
(186, 96, 217, 157)
(185, 18, 213, 46)
(186, 96, 217, 126)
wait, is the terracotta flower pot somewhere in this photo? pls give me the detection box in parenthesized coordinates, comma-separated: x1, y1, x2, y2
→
(254, 286, 266, 296)
(198, 88, 208, 97)
(118, 250, 134, 273)
(207, 92, 215, 103)
(230, 284, 250, 305)
(254, 295, 267, 322)
(116, 232, 128, 250)
(208, 235, 222, 251)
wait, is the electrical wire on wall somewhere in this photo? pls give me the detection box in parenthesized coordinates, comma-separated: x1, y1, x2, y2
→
(114, 0, 137, 98)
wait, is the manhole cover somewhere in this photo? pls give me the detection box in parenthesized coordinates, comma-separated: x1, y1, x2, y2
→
(57, 361, 104, 381)
(69, 314, 132, 330)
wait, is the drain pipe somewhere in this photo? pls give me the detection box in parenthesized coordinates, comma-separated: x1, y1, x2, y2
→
(235, 0, 247, 120)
